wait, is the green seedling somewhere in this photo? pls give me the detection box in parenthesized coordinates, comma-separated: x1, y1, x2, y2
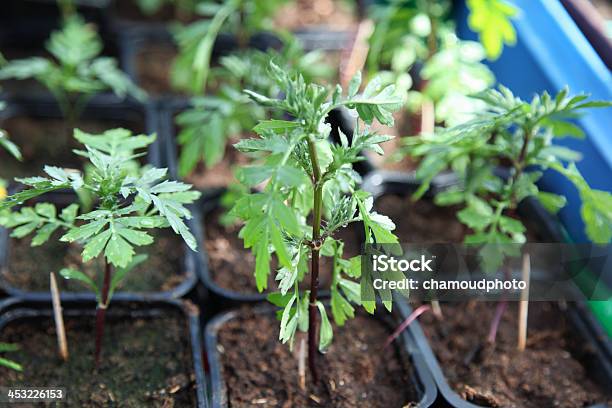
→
(170, 0, 289, 94)
(177, 40, 332, 177)
(405, 86, 612, 247)
(0, 16, 146, 123)
(0, 128, 200, 366)
(232, 63, 403, 382)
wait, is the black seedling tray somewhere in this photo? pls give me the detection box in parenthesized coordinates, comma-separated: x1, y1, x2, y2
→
(0, 298, 208, 407)
(204, 302, 437, 408)
(363, 170, 612, 408)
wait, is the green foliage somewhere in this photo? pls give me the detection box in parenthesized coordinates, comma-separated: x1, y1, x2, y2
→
(405, 86, 612, 244)
(466, 0, 518, 60)
(0, 17, 145, 119)
(170, 0, 289, 94)
(232, 63, 402, 351)
(0, 128, 200, 304)
(177, 41, 332, 176)
(367, 0, 494, 126)
(0, 343, 22, 372)
(0, 101, 22, 161)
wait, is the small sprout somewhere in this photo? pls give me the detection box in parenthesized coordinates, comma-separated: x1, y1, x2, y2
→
(0, 343, 22, 372)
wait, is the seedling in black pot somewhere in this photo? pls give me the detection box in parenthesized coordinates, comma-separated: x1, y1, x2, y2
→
(0, 128, 200, 366)
(404, 86, 612, 343)
(232, 63, 404, 382)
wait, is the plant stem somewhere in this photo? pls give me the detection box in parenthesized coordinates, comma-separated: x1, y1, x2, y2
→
(487, 265, 510, 343)
(307, 135, 323, 384)
(94, 261, 112, 367)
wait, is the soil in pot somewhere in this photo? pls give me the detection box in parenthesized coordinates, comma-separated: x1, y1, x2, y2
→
(183, 140, 249, 189)
(373, 194, 547, 244)
(0, 309, 197, 407)
(418, 301, 612, 408)
(215, 308, 419, 407)
(0, 115, 145, 181)
(3, 229, 186, 294)
(134, 43, 179, 96)
(376, 193, 611, 406)
(203, 207, 360, 294)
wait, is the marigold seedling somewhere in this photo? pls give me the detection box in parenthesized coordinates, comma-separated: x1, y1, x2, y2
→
(232, 63, 403, 382)
(406, 86, 612, 247)
(0, 128, 200, 366)
(0, 16, 145, 123)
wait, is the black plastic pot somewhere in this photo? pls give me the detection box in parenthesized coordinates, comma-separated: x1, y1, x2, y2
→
(0, 0, 115, 55)
(0, 95, 201, 303)
(204, 303, 437, 408)
(0, 298, 208, 407)
(362, 170, 612, 407)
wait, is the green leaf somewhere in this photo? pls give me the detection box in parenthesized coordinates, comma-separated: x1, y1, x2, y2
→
(104, 233, 134, 268)
(269, 222, 291, 270)
(31, 223, 60, 246)
(316, 301, 333, 352)
(108, 254, 148, 300)
(59, 268, 99, 297)
(82, 228, 112, 261)
(0, 357, 22, 372)
(254, 235, 271, 292)
(537, 191, 566, 214)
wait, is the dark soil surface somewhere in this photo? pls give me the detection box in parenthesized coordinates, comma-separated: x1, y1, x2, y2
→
(0, 116, 144, 181)
(3, 229, 186, 293)
(134, 44, 178, 95)
(203, 207, 359, 295)
(375, 194, 469, 243)
(418, 301, 612, 408)
(215, 309, 418, 407)
(377, 194, 610, 406)
(0, 309, 196, 407)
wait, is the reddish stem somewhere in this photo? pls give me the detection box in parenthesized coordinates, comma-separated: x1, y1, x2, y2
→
(308, 247, 320, 384)
(487, 300, 507, 343)
(94, 261, 112, 367)
(383, 305, 431, 349)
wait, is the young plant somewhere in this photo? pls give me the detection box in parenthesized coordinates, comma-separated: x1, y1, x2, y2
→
(367, 0, 495, 129)
(176, 40, 332, 176)
(0, 343, 22, 372)
(170, 0, 289, 94)
(232, 64, 403, 382)
(0, 16, 145, 123)
(405, 86, 612, 246)
(0, 128, 200, 366)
